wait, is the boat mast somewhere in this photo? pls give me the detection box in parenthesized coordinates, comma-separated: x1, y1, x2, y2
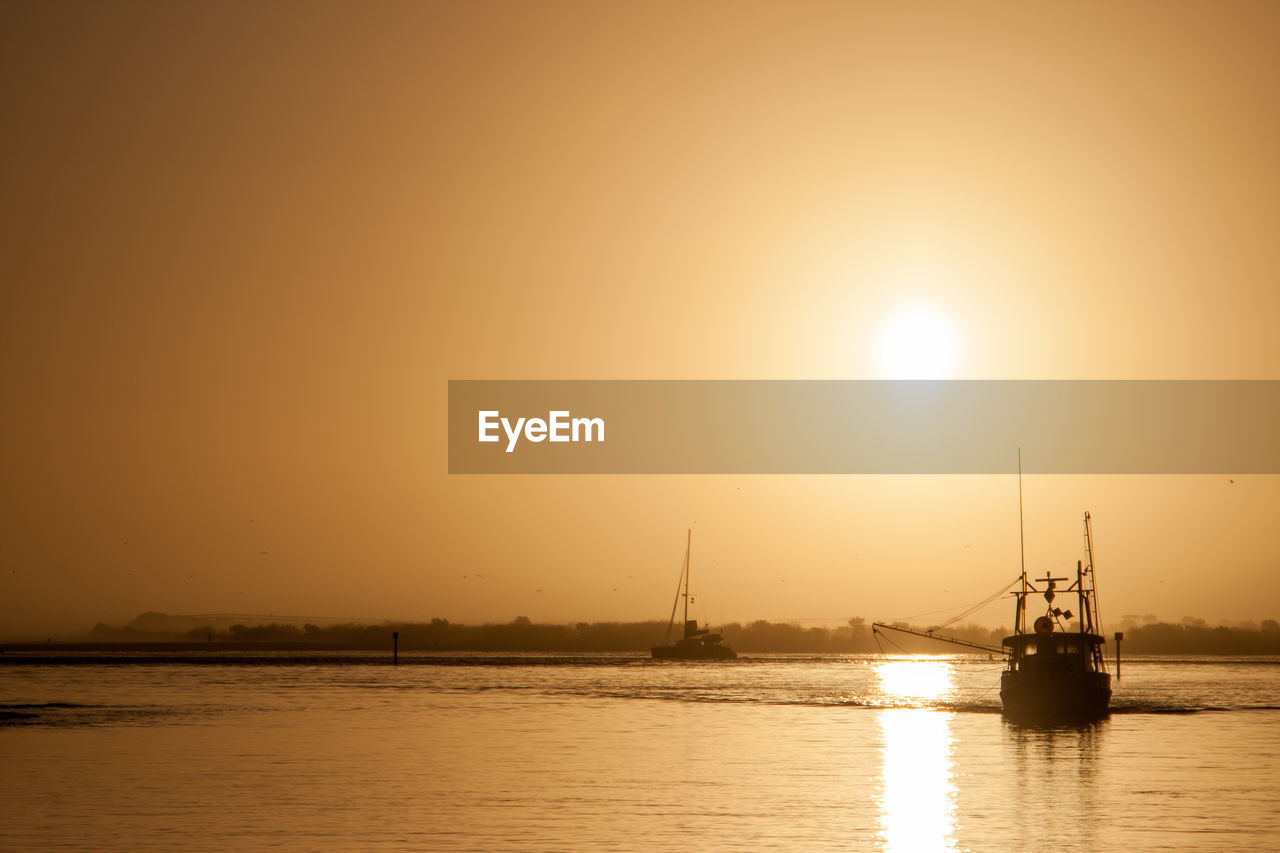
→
(1082, 511, 1109, 673)
(683, 528, 691, 628)
(1083, 512, 1100, 635)
(1016, 449, 1028, 634)
(1077, 558, 1086, 634)
(661, 531, 691, 645)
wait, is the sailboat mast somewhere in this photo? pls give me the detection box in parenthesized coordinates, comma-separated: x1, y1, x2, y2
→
(683, 528, 691, 626)
(661, 532, 690, 645)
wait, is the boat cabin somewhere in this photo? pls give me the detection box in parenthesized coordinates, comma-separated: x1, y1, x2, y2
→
(1002, 630, 1107, 675)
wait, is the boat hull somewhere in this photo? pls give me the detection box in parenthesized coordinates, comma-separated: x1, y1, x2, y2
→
(651, 641, 737, 660)
(1000, 669, 1111, 719)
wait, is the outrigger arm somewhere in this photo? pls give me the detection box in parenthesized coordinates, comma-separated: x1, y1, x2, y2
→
(872, 622, 1009, 656)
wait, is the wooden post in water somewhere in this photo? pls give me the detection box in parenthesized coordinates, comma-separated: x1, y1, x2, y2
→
(1114, 631, 1123, 680)
(392, 631, 399, 665)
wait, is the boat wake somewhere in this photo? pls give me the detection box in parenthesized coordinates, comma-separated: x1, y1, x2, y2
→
(1109, 700, 1280, 714)
(0, 701, 180, 728)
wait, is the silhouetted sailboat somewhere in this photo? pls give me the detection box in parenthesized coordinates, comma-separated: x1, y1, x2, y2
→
(651, 530, 737, 660)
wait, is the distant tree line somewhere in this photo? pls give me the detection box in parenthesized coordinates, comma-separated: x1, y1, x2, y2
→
(1118, 617, 1280, 655)
(78, 615, 1280, 654)
(78, 616, 897, 652)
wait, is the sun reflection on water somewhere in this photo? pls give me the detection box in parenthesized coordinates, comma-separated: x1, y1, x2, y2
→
(875, 659, 954, 704)
(876, 659, 957, 851)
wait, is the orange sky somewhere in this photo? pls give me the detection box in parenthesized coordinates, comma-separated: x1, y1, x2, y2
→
(2, 1, 1278, 638)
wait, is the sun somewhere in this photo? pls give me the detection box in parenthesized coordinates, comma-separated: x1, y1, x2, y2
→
(877, 308, 960, 379)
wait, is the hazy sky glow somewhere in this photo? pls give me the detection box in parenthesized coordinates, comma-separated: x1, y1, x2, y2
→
(2, 1, 1278, 638)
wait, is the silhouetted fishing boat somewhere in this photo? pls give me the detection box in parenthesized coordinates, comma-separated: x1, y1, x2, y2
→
(651, 530, 737, 660)
(998, 510, 1112, 718)
(873, 454, 1119, 719)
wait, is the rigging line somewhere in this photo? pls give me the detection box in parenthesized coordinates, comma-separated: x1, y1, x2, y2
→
(891, 574, 1021, 626)
(871, 626, 909, 655)
(882, 633, 909, 654)
(896, 602, 986, 622)
(971, 681, 1002, 703)
(935, 575, 1022, 629)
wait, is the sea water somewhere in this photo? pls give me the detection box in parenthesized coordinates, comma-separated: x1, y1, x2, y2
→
(3, 653, 1279, 851)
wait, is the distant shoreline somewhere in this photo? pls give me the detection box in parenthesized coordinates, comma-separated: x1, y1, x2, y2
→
(3, 642, 375, 653)
(4, 645, 1280, 665)
(5, 613, 1280, 658)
